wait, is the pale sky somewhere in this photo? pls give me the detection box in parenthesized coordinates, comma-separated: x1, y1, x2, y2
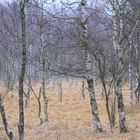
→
(0, 0, 95, 4)
(0, 0, 103, 9)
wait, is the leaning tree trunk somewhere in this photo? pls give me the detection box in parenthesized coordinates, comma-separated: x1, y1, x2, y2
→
(0, 95, 14, 140)
(18, 0, 27, 139)
(113, 0, 128, 133)
(81, 0, 102, 132)
(86, 70, 103, 132)
(114, 79, 127, 132)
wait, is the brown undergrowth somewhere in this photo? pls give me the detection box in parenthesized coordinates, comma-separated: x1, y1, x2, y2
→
(0, 81, 140, 140)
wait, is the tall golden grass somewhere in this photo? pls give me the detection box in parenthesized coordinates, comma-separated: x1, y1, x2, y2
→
(0, 81, 140, 140)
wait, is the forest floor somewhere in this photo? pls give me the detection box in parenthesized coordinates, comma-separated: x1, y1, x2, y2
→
(0, 80, 140, 140)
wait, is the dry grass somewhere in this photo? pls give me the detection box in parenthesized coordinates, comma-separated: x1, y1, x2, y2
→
(0, 81, 140, 140)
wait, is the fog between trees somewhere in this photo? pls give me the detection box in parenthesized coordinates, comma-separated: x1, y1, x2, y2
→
(0, 0, 140, 140)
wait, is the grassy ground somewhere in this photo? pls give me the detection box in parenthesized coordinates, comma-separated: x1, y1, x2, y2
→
(0, 80, 140, 140)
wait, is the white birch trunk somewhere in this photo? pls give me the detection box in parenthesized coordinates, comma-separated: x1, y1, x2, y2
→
(81, 0, 102, 132)
(18, 0, 27, 139)
(40, 34, 48, 122)
(38, 0, 49, 122)
(0, 95, 14, 140)
(113, 0, 127, 133)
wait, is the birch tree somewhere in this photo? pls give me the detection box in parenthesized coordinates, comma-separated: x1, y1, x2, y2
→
(40, 33, 48, 122)
(0, 94, 14, 140)
(112, 0, 128, 133)
(34, 0, 49, 122)
(25, 45, 32, 107)
(18, 0, 28, 139)
(128, 0, 140, 104)
(80, 0, 102, 132)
